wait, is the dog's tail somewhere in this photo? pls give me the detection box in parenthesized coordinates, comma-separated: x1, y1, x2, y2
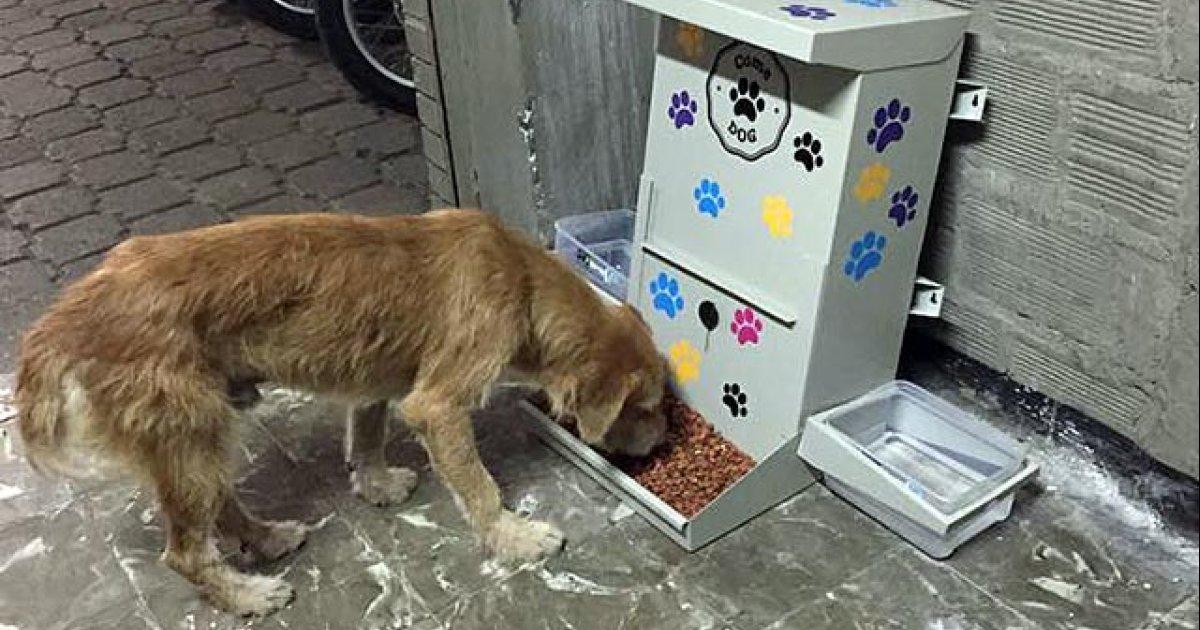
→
(14, 344, 101, 477)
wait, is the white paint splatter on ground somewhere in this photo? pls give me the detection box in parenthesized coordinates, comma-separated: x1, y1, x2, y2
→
(537, 569, 618, 596)
(1029, 576, 1086, 605)
(608, 503, 635, 523)
(0, 482, 23, 501)
(109, 544, 164, 630)
(307, 566, 321, 592)
(0, 373, 16, 423)
(432, 565, 455, 594)
(0, 537, 48, 573)
(514, 494, 538, 518)
(362, 561, 426, 629)
(397, 511, 438, 529)
(309, 512, 336, 531)
(1033, 438, 1199, 570)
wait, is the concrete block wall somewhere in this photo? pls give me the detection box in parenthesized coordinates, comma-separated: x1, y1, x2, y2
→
(401, 0, 457, 208)
(924, 0, 1199, 478)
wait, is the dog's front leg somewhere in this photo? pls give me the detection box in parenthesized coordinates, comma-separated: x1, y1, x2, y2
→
(399, 389, 565, 562)
(345, 401, 418, 506)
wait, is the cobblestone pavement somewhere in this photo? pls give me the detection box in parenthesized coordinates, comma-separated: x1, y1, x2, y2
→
(1, 0, 429, 371)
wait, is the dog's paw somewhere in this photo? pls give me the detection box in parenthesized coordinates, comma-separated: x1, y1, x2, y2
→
(209, 570, 295, 617)
(352, 466, 419, 507)
(485, 511, 565, 563)
(254, 520, 308, 562)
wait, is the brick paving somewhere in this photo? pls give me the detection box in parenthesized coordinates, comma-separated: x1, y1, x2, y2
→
(0, 0, 429, 370)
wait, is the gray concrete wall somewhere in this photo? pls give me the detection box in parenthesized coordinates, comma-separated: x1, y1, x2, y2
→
(428, 0, 1199, 479)
(428, 0, 655, 240)
(925, 0, 1199, 479)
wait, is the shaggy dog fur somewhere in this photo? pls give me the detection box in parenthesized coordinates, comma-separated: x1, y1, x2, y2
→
(15, 209, 667, 616)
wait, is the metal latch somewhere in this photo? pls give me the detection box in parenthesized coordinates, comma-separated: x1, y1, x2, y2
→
(949, 80, 987, 122)
(909, 276, 944, 318)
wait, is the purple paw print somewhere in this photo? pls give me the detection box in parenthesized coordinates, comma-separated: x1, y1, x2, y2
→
(780, 4, 836, 19)
(888, 185, 919, 227)
(667, 90, 698, 129)
(866, 98, 911, 153)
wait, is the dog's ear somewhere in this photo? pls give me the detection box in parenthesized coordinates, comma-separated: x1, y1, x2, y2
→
(614, 304, 650, 332)
(575, 373, 636, 445)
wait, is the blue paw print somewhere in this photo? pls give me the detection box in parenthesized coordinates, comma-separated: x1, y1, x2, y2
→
(843, 230, 887, 282)
(780, 4, 836, 19)
(845, 0, 896, 7)
(866, 98, 911, 153)
(887, 185, 919, 227)
(649, 272, 685, 318)
(694, 178, 726, 218)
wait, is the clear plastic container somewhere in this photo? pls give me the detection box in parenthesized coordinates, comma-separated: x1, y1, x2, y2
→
(822, 381, 1026, 514)
(553, 210, 634, 301)
(799, 381, 1038, 558)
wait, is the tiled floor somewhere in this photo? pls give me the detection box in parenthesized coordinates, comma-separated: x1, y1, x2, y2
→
(1, 353, 1196, 629)
(1, 0, 428, 371)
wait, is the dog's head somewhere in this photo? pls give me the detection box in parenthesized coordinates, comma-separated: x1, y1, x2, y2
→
(545, 304, 668, 457)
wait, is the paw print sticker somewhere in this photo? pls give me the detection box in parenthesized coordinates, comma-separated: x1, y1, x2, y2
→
(694, 178, 726, 218)
(853, 162, 891, 203)
(730, 307, 764, 346)
(730, 77, 766, 123)
(707, 42, 791, 162)
(722, 383, 749, 418)
(669, 340, 701, 384)
(667, 90, 698, 129)
(649, 271, 685, 318)
(887, 185, 919, 227)
(780, 4, 836, 20)
(792, 131, 824, 172)
(867, 98, 911, 153)
(844, 230, 887, 282)
(760, 195, 793, 238)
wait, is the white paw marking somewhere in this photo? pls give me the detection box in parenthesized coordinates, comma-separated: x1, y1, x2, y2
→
(352, 466, 419, 507)
(255, 520, 307, 561)
(219, 571, 295, 617)
(485, 511, 565, 562)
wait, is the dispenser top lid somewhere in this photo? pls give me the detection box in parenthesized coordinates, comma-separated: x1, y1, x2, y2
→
(624, 0, 969, 71)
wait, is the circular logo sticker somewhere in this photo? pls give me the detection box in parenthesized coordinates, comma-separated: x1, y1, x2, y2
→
(706, 42, 791, 162)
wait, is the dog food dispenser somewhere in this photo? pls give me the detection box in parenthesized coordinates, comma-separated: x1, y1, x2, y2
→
(526, 0, 1001, 552)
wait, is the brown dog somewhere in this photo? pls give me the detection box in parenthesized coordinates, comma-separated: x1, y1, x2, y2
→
(15, 209, 667, 615)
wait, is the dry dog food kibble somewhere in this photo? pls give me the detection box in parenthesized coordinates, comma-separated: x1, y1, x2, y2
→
(607, 393, 755, 518)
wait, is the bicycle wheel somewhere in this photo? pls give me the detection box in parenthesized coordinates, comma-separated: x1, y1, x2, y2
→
(316, 0, 417, 111)
(243, 0, 317, 39)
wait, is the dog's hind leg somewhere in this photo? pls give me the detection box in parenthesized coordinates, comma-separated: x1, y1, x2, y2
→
(399, 387, 565, 563)
(128, 374, 294, 616)
(217, 496, 307, 565)
(345, 400, 418, 507)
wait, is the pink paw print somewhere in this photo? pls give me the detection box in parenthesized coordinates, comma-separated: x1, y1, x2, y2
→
(730, 307, 764, 346)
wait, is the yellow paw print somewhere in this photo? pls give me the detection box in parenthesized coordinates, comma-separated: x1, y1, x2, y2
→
(760, 195, 794, 238)
(669, 340, 701, 384)
(853, 162, 891, 204)
(676, 23, 704, 61)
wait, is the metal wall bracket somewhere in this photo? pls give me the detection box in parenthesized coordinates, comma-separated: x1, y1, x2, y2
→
(909, 276, 945, 318)
(948, 80, 988, 121)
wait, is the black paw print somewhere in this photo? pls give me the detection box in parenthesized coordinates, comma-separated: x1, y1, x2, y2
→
(729, 77, 766, 123)
(722, 383, 748, 418)
(793, 131, 824, 172)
